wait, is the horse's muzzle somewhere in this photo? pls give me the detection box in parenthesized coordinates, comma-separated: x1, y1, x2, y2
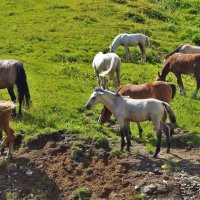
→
(85, 104, 91, 110)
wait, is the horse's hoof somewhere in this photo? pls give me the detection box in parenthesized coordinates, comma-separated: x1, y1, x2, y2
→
(152, 154, 158, 158)
(166, 149, 170, 154)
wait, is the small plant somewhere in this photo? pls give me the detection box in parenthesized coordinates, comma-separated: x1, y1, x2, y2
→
(76, 187, 92, 200)
(129, 192, 147, 200)
(192, 34, 200, 45)
(161, 158, 181, 172)
(71, 141, 84, 162)
(133, 149, 141, 156)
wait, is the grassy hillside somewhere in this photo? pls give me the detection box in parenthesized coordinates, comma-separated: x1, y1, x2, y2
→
(0, 0, 200, 150)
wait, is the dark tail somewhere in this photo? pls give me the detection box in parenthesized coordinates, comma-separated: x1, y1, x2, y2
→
(165, 44, 184, 60)
(169, 84, 176, 99)
(162, 102, 176, 125)
(15, 62, 31, 108)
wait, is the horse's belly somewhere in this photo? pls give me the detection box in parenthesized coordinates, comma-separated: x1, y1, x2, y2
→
(0, 79, 7, 89)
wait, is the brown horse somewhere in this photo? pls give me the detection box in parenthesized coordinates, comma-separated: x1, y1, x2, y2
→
(157, 53, 200, 98)
(98, 81, 176, 137)
(0, 59, 31, 116)
(0, 101, 15, 159)
(165, 44, 200, 60)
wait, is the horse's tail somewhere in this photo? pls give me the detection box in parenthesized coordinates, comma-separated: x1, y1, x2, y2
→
(162, 102, 176, 126)
(164, 44, 184, 60)
(145, 36, 150, 47)
(99, 57, 119, 78)
(169, 84, 176, 100)
(15, 62, 31, 108)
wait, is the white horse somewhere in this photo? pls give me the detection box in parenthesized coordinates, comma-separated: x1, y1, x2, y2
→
(165, 44, 200, 60)
(85, 88, 176, 158)
(109, 33, 150, 62)
(92, 52, 121, 90)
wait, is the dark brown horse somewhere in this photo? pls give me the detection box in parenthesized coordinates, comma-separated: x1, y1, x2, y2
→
(0, 59, 31, 116)
(157, 53, 200, 98)
(0, 101, 15, 159)
(98, 81, 176, 137)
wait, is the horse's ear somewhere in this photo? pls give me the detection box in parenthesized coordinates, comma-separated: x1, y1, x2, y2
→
(158, 72, 161, 77)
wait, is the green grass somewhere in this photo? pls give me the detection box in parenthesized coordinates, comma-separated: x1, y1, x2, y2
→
(0, 0, 200, 150)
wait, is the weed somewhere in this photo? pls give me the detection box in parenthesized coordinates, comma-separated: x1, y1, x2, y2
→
(76, 187, 92, 200)
(161, 158, 181, 172)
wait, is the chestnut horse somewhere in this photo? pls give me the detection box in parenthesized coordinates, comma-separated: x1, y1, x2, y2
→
(165, 44, 200, 60)
(85, 88, 176, 158)
(0, 101, 15, 159)
(98, 81, 176, 137)
(0, 59, 31, 116)
(157, 54, 200, 98)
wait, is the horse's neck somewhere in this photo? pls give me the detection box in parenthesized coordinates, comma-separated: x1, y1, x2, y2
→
(161, 64, 170, 79)
(111, 35, 121, 50)
(100, 94, 118, 115)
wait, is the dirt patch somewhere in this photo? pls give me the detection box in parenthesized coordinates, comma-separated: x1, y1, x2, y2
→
(0, 131, 200, 200)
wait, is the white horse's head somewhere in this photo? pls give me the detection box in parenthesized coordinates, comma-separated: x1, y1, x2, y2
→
(85, 88, 105, 109)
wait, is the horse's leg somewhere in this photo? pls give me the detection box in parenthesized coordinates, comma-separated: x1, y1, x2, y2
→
(119, 127, 126, 151)
(192, 75, 200, 98)
(125, 123, 131, 151)
(7, 87, 17, 116)
(136, 122, 143, 138)
(175, 73, 186, 95)
(152, 119, 162, 158)
(3, 127, 14, 159)
(115, 64, 120, 89)
(8, 128, 14, 158)
(138, 43, 146, 62)
(124, 45, 130, 61)
(162, 123, 171, 154)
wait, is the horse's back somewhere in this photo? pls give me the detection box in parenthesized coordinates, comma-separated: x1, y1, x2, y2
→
(181, 44, 200, 54)
(167, 54, 200, 73)
(123, 97, 164, 122)
(117, 81, 172, 102)
(93, 52, 119, 71)
(0, 59, 19, 88)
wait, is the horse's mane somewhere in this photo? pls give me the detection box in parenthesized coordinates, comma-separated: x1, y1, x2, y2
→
(164, 44, 185, 60)
(95, 88, 120, 96)
(110, 33, 124, 47)
(0, 101, 15, 113)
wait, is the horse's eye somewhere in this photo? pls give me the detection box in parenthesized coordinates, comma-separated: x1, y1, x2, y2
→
(92, 97, 96, 100)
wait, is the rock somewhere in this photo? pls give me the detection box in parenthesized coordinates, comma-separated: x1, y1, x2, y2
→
(26, 169, 33, 176)
(153, 168, 163, 175)
(142, 184, 157, 194)
(157, 185, 168, 193)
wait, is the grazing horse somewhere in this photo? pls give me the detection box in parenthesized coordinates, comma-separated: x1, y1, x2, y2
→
(85, 88, 176, 158)
(109, 33, 150, 62)
(98, 81, 176, 137)
(165, 44, 200, 60)
(0, 59, 31, 116)
(157, 54, 200, 98)
(92, 52, 121, 90)
(0, 101, 15, 159)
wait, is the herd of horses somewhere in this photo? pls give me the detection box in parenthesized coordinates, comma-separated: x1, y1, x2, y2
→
(86, 34, 200, 158)
(0, 33, 200, 159)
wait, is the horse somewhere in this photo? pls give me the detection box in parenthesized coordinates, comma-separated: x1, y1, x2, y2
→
(0, 59, 31, 116)
(85, 88, 176, 158)
(165, 44, 200, 60)
(157, 53, 200, 98)
(0, 101, 15, 159)
(92, 52, 121, 90)
(109, 33, 150, 62)
(98, 81, 176, 137)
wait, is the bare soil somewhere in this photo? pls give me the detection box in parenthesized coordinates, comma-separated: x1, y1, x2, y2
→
(0, 130, 200, 200)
